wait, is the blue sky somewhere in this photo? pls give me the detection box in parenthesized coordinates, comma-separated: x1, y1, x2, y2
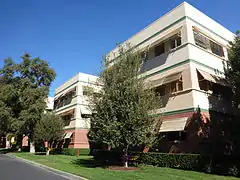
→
(0, 0, 239, 96)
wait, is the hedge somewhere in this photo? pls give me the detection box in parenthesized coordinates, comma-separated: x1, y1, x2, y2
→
(92, 150, 210, 169)
(92, 149, 141, 165)
(138, 152, 240, 177)
(91, 150, 240, 177)
(52, 148, 90, 156)
(137, 152, 210, 171)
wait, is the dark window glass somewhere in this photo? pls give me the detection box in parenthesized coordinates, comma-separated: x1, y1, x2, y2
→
(210, 40, 224, 57)
(170, 35, 181, 49)
(155, 86, 166, 96)
(83, 86, 94, 96)
(170, 82, 177, 93)
(155, 43, 165, 57)
(194, 31, 209, 49)
(165, 131, 187, 141)
(177, 81, 183, 91)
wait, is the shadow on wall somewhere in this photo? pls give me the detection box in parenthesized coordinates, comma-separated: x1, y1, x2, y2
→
(156, 108, 212, 154)
(156, 86, 239, 155)
(140, 51, 171, 73)
(207, 91, 240, 156)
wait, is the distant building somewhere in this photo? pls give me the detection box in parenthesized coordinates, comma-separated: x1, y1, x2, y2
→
(53, 72, 100, 148)
(45, 97, 54, 112)
(107, 2, 235, 153)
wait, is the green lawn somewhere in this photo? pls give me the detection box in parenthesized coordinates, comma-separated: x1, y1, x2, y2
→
(12, 153, 239, 180)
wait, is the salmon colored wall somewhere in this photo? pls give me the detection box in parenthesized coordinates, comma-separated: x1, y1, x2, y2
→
(65, 129, 89, 149)
(158, 110, 215, 154)
(22, 136, 28, 147)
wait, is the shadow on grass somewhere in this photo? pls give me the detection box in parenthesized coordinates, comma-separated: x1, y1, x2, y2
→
(35, 152, 47, 155)
(72, 158, 123, 168)
(0, 148, 12, 154)
(72, 158, 106, 168)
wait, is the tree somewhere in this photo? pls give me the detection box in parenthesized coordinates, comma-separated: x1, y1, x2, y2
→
(224, 31, 240, 153)
(0, 60, 19, 138)
(0, 100, 13, 137)
(0, 54, 56, 152)
(88, 45, 161, 167)
(225, 31, 240, 107)
(34, 113, 64, 155)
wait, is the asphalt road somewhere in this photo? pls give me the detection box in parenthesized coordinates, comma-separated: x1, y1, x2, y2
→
(0, 154, 69, 180)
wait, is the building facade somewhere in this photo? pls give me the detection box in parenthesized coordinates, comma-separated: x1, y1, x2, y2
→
(54, 72, 99, 148)
(107, 2, 235, 153)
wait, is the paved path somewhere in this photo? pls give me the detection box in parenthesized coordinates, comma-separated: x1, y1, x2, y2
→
(0, 154, 69, 180)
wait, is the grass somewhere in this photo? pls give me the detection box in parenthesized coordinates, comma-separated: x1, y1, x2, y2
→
(12, 153, 239, 180)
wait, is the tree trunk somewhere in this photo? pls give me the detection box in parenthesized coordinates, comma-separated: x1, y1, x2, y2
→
(46, 141, 53, 156)
(46, 148, 50, 156)
(29, 140, 35, 153)
(17, 134, 23, 152)
(124, 160, 128, 168)
(124, 145, 129, 168)
(5, 139, 10, 149)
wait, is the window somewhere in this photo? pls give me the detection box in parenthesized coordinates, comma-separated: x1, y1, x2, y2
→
(194, 29, 225, 58)
(169, 80, 183, 93)
(194, 30, 209, 49)
(83, 86, 94, 96)
(197, 71, 212, 92)
(155, 79, 183, 96)
(155, 43, 165, 57)
(199, 80, 212, 92)
(170, 35, 181, 49)
(210, 40, 224, 57)
(155, 86, 166, 96)
(197, 71, 232, 96)
(61, 114, 73, 126)
(163, 131, 187, 141)
(170, 81, 177, 93)
(140, 51, 148, 62)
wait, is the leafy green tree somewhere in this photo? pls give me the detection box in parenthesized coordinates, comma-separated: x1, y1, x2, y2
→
(17, 54, 56, 152)
(0, 60, 19, 137)
(225, 31, 240, 107)
(0, 100, 13, 137)
(34, 113, 64, 155)
(88, 45, 161, 167)
(225, 31, 240, 153)
(0, 54, 56, 152)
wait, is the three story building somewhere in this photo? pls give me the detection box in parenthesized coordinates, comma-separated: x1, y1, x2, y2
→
(54, 72, 99, 148)
(107, 2, 235, 153)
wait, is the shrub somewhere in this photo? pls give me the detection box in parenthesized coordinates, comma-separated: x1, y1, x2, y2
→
(137, 152, 240, 177)
(227, 165, 239, 177)
(92, 149, 141, 166)
(137, 152, 211, 171)
(52, 148, 90, 156)
(21, 146, 30, 152)
(92, 149, 122, 164)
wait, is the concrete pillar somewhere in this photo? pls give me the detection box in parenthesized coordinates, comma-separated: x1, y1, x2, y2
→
(184, 19, 195, 44)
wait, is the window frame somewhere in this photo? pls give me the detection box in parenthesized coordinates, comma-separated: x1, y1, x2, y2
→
(193, 28, 225, 58)
(170, 34, 181, 49)
(193, 30, 209, 50)
(155, 78, 183, 96)
(153, 32, 182, 58)
(210, 40, 224, 57)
